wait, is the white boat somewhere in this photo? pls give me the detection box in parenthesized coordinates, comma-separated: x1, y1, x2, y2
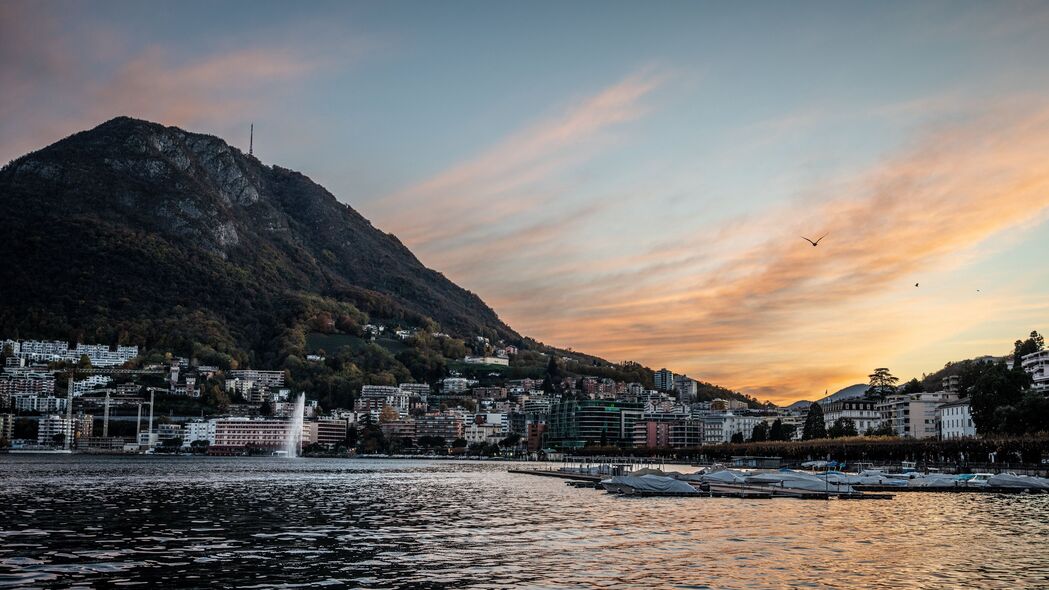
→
(745, 470, 856, 494)
(986, 473, 1049, 490)
(600, 475, 699, 495)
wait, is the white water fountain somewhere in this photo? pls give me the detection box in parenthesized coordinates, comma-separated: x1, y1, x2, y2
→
(283, 393, 305, 458)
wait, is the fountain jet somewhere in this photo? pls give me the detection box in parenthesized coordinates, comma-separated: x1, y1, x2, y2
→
(284, 393, 306, 458)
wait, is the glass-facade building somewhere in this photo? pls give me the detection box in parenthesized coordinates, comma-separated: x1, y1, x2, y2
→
(546, 399, 643, 449)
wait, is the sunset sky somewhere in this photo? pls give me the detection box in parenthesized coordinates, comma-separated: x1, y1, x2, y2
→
(4, 1, 1049, 404)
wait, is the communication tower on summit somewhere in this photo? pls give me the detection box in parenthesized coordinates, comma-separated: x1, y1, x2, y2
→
(249, 123, 254, 156)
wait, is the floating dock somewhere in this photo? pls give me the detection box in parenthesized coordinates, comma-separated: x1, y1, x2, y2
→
(509, 469, 894, 500)
(508, 468, 603, 482)
(854, 484, 1047, 494)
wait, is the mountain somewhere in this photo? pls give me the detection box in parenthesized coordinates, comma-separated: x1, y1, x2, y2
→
(0, 117, 769, 409)
(816, 384, 868, 404)
(0, 117, 518, 369)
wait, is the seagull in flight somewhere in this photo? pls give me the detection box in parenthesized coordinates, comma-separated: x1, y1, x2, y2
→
(801, 233, 827, 247)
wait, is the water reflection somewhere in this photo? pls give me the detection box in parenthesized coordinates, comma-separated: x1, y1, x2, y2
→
(0, 456, 1047, 589)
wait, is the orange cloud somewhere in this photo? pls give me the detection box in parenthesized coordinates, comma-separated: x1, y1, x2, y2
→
(518, 105, 1049, 403)
(379, 90, 1049, 404)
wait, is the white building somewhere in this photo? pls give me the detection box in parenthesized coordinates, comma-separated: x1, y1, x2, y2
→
(702, 412, 764, 444)
(225, 378, 256, 399)
(14, 395, 68, 413)
(821, 398, 880, 435)
(464, 422, 503, 444)
(938, 399, 976, 440)
(16, 340, 69, 362)
(228, 370, 285, 389)
(13, 340, 137, 367)
(463, 355, 510, 367)
(358, 385, 409, 416)
(71, 343, 139, 367)
(1021, 349, 1049, 393)
(441, 377, 476, 393)
(398, 383, 431, 396)
(182, 420, 217, 447)
(37, 415, 73, 446)
(70, 375, 112, 397)
(878, 391, 958, 439)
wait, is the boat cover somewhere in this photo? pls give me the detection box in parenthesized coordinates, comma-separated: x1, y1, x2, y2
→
(906, 474, 964, 488)
(986, 474, 1049, 489)
(697, 469, 748, 484)
(746, 470, 855, 493)
(629, 467, 666, 476)
(601, 475, 699, 494)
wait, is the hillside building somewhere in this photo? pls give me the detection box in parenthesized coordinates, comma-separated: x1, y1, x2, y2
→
(1021, 349, 1049, 393)
(654, 369, 675, 392)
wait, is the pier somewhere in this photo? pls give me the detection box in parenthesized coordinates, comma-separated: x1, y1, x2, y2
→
(509, 468, 894, 500)
(854, 484, 1048, 494)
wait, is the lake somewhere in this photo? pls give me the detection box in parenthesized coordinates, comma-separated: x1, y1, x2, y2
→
(1, 456, 1047, 588)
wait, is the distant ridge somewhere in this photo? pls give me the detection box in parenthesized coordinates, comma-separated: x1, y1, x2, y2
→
(816, 384, 868, 404)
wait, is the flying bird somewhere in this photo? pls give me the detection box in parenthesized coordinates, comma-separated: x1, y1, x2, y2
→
(801, 233, 827, 247)
(915, 283, 919, 287)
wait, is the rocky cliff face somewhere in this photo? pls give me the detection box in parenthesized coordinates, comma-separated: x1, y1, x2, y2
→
(0, 117, 517, 359)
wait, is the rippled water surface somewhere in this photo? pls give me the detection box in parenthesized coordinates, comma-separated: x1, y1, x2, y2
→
(1, 456, 1047, 589)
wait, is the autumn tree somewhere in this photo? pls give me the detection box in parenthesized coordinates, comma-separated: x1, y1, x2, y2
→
(378, 404, 400, 423)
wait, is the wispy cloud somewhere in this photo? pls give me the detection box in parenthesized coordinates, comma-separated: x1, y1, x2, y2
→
(371, 67, 668, 261)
